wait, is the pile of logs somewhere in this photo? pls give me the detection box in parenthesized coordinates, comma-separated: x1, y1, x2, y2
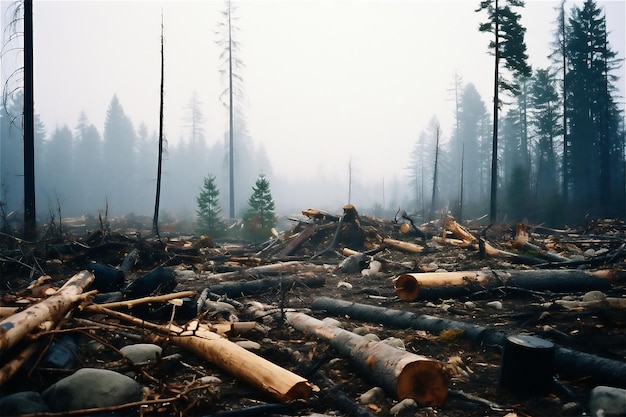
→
(0, 207, 624, 416)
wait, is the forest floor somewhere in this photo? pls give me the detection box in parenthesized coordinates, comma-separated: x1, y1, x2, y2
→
(0, 209, 625, 417)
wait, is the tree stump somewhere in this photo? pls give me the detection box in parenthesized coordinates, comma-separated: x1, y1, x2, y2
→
(499, 334, 555, 396)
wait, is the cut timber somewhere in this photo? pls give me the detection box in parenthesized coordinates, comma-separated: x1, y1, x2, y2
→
(301, 208, 340, 222)
(275, 225, 317, 258)
(85, 306, 316, 402)
(285, 311, 448, 406)
(395, 271, 489, 301)
(382, 238, 424, 254)
(512, 223, 570, 263)
(311, 297, 626, 387)
(0, 270, 94, 358)
(206, 274, 325, 298)
(394, 269, 616, 301)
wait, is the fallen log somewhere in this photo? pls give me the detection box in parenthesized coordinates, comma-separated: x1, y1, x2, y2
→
(285, 311, 447, 406)
(206, 275, 324, 299)
(0, 270, 94, 358)
(85, 290, 197, 310)
(86, 306, 316, 402)
(311, 297, 626, 387)
(512, 224, 570, 263)
(274, 225, 317, 258)
(394, 269, 617, 301)
(382, 238, 424, 254)
(208, 261, 319, 280)
(395, 271, 489, 301)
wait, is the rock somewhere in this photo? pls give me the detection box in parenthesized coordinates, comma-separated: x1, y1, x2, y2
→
(199, 375, 222, 384)
(120, 343, 162, 364)
(582, 290, 606, 302)
(358, 386, 385, 404)
(337, 253, 368, 273)
(588, 386, 626, 417)
(42, 334, 78, 369)
(561, 401, 582, 415)
(389, 398, 417, 415)
(363, 333, 381, 342)
(41, 368, 147, 412)
(235, 340, 261, 350)
(382, 337, 405, 350)
(0, 391, 48, 415)
(361, 260, 382, 276)
(464, 301, 477, 310)
(486, 300, 503, 310)
(337, 280, 353, 289)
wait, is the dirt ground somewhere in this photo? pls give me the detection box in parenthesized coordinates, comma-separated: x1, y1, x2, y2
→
(1, 212, 625, 417)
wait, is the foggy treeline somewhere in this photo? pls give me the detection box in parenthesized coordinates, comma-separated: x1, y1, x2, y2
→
(408, 0, 624, 226)
(0, 0, 624, 233)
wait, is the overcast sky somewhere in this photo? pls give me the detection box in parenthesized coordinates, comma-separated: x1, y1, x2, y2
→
(2, 0, 625, 185)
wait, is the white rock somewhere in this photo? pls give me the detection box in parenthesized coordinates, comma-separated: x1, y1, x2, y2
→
(464, 301, 477, 309)
(363, 333, 381, 342)
(486, 301, 503, 310)
(582, 291, 606, 302)
(235, 340, 261, 350)
(588, 386, 626, 417)
(358, 386, 385, 404)
(382, 337, 406, 350)
(198, 375, 222, 384)
(120, 343, 162, 364)
(337, 281, 353, 289)
(389, 398, 418, 415)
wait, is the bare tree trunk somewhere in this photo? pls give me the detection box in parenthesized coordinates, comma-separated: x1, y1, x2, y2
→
(152, 12, 165, 237)
(489, 0, 500, 223)
(23, 0, 36, 240)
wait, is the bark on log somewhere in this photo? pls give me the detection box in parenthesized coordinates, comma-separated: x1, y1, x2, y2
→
(208, 261, 320, 280)
(274, 225, 317, 258)
(394, 269, 616, 301)
(206, 275, 325, 298)
(285, 311, 448, 406)
(382, 238, 424, 254)
(512, 224, 570, 263)
(0, 270, 94, 358)
(395, 271, 490, 301)
(85, 306, 316, 402)
(310, 297, 626, 387)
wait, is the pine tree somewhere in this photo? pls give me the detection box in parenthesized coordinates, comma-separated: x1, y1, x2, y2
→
(243, 174, 276, 241)
(196, 174, 226, 237)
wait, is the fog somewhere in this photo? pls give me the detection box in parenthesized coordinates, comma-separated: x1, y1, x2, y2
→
(1, 0, 624, 228)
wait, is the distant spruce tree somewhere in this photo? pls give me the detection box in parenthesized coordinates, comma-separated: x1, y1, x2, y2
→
(242, 174, 276, 241)
(196, 174, 226, 237)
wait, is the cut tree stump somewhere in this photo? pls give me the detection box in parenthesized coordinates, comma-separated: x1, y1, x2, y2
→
(499, 334, 555, 395)
(285, 311, 448, 406)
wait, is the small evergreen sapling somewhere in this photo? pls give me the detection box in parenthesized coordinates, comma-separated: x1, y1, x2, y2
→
(243, 174, 276, 241)
(196, 174, 226, 237)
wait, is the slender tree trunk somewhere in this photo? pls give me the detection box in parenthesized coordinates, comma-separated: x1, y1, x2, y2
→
(489, 0, 500, 223)
(430, 124, 440, 220)
(228, 0, 235, 219)
(23, 0, 36, 240)
(152, 13, 165, 237)
(561, 1, 569, 212)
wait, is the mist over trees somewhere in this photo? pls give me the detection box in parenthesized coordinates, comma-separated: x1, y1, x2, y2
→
(0, 0, 624, 236)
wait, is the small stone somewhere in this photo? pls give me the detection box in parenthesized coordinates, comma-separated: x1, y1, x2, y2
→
(337, 281, 353, 289)
(358, 386, 385, 404)
(363, 333, 381, 342)
(486, 301, 503, 310)
(120, 343, 162, 364)
(464, 301, 476, 310)
(584, 248, 596, 257)
(0, 391, 48, 415)
(352, 327, 370, 336)
(235, 340, 261, 350)
(560, 401, 582, 415)
(389, 398, 418, 415)
(198, 375, 222, 384)
(382, 337, 405, 350)
(582, 290, 606, 302)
